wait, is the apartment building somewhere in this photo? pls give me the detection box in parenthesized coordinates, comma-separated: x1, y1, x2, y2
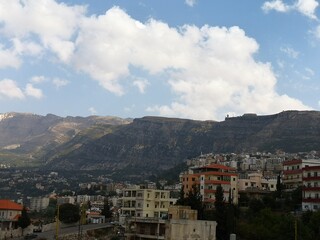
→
(180, 164, 238, 206)
(238, 172, 277, 191)
(302, 165, 320, 211)
(282, 159, 320, 190)
(29, 197, 50, 212)
(120, 186, 176, 218)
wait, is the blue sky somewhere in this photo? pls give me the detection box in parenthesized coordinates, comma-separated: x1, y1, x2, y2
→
(0, 0, 319, 120)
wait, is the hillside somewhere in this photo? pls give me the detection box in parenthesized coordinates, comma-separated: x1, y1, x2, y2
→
(1, 111, 320, 173)
(44, 111, 320, 174)
(0, 112, 131, 167)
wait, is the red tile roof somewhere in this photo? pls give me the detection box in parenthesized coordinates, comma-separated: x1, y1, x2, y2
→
(199, 164, 236, 171)
(0, 200, 23, 211)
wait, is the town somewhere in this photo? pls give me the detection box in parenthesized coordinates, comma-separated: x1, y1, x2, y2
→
(1, 150, 320, 239)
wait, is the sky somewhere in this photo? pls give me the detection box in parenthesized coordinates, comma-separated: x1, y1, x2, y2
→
(0, 0, 320, 121)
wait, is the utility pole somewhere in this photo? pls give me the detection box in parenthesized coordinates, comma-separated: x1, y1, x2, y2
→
(55, 204, 60, 240)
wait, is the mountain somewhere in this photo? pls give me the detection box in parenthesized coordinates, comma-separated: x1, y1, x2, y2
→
(1, 111, 320, 175)
(0, 112, 131, 167)
(44, 110, 320, 173)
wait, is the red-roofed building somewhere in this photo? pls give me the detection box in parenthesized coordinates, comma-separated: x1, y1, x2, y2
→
(282, 159, 320, 190)
(0, 199, 23, 230)
(180, 164, 238, 207)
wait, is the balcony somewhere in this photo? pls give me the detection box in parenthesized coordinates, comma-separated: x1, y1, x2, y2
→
(303, 198, 320, 203)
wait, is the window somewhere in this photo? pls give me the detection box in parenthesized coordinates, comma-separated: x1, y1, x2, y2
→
(192, 177, 196, 181)
(233, 178, 236, 181)
(245, 182, 248, 186)
(271, 185, 274, 188)
(315, 172, 318, 177)
(147, 204, 149, 207)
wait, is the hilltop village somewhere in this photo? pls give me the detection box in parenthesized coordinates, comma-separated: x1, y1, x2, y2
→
(1, 150, 320, 239)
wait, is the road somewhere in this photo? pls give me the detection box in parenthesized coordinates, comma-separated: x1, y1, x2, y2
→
(16, 223, 113, 240)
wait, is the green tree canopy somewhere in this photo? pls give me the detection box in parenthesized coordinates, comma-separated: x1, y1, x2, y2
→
(58, 203, 80, 224)
(18, 206, 31, 233)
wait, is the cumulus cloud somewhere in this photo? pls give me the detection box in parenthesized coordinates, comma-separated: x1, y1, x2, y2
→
(0, 45, 21, 69)
(31, 76, 46, 84)
(262, 0, 291, 12)
(185, 0, 197, 7)
(262, 0, 319, 19)
(52, 78, 69, 88)
(0, 0, 86, 63)
(295, 0, 319, 20)
(25, 83, 43, 99)
(0, 2, 311, 120)
(133, 79, 150, 93)
(0, 79, 24, 99)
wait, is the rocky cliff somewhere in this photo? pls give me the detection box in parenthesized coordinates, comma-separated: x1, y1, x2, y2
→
(1, 111, 320, 172)
(44, 111, 320, 173)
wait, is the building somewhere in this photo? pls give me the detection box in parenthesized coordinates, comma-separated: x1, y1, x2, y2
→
(166, 206, 216, 240)
(29, 197, 50, 212)
(124, 206, 216, 240)
(0, 199, 23, 230)
(302, 165, 320, 211)
(238, 172, 277, 191)
(180, 164, 238, 206)
(282, 159, 320, 190)
(120, 186, 176, 218)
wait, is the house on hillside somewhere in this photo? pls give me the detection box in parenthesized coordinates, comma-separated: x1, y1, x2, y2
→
(0, 199, 23, 230)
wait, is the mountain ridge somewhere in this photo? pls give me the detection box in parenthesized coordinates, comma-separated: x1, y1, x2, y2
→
(0, 110, 319, 174)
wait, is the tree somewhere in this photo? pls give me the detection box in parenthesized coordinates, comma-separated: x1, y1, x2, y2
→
(185, 184, 204, 219)
(175, 185, 186, 206)
(17, 207, 31, 235)
(101, 199, 113, 220)
(214, 185, 228, 240)
(276, 174, 282, 198)
(58, 203, 80, 224)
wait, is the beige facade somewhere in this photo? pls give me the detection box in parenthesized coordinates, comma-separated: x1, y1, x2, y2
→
(238, 172, 277, 191)
(165, 205, 216, 240)
(124, 205, 217, 240)
(121, 186, 176, 218)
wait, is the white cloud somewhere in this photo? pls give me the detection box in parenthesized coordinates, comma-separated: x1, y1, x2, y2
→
(280, 46, 300, 58)
(0, 2, 311, 120)
(314, 25, 320, 39)
(71, 7, 309, 120)
(0, 0, 86, 63)
(262, 0, 290, 12)
(31, 76, 46, 84)
(52, 78, 69, 88)
(305, 67, 315, 76)
(295, 0, 319, 20)
(25, 83, 43, 99)
(0, 45, 21, 69)
(0, 79, 25, 99)
(133, 79, 150, 93)
(185, 0, 197, 7)
(12, 38, 43, 56)
(262, 0, 319, 19)
(88, 107, 97, 115)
